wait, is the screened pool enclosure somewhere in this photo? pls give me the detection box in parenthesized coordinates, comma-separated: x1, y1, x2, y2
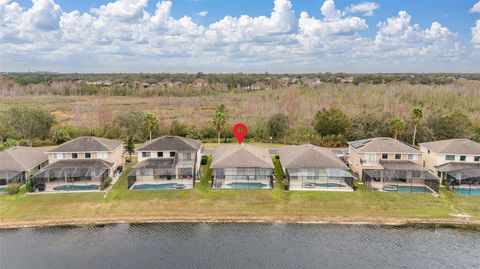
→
(128, 158, 196, 189)
(285, 168, 354, 191)
(0, 170, 25, 186)
(212, 168, 273, 189)
(444, 168, 480, 196)
(362, 161, 439, 193)
(31, 160, 112, 192)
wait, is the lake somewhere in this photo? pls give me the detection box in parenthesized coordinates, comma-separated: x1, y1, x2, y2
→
(1, 223, 479, 269)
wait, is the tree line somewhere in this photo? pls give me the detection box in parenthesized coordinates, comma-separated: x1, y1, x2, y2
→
(1, 104, 479, 151)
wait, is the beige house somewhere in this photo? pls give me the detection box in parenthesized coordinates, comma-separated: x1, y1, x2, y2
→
(128, 136, 203, 190)
(0, 147, 48, 188)
(348, 137, 438, 193)
(32, 137, 123, 192)
(278, 144, 354, 191)
(419, 139, 480, 184)
(211, 144, 274, 189)
(348, 137, 422, 179)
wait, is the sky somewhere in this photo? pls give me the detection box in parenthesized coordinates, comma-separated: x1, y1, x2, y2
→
(1, 0, 480, 73)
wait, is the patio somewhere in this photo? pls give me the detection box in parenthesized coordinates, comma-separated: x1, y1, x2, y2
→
(212, 168, 273, 189)
(286, 168, 354, 191)
(128, 158, 195, 189)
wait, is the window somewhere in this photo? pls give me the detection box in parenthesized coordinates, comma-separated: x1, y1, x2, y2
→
(97, 152, 107, 159)
(395, 154, 401, 160)
(186, 152, 192, 160)
(381, 153, 388, 160)
(445, 155, 455, 161)
(427, 150, 430, 154)
(72, 153, 78, 159)
(157, 152, 163, 157)
(170, 151, 176, 157)
(475, 156, 480, 162)
(437, 171, 442, 178)
(365, 153, 376, 164)
(54, 153, 66, 160)
(142, 152, 151, 158)
(459, 155, 466, 161)
(408, 154, 418, 161)
(85, 152, 92, 159)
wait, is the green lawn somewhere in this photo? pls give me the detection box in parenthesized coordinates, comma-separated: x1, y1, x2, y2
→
(1, 156, 480, 227)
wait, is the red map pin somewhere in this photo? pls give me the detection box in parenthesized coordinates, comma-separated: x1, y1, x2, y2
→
(233, 123, 247, 144)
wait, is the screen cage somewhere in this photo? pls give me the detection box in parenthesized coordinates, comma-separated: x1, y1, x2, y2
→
(444, 168, 480, 196)
(212, 167, 273, 189)
(363, 169, 439, 193)
(285, 168, 354, 190)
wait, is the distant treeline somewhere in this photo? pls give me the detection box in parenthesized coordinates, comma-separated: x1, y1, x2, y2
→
(1, 72, 479, 97)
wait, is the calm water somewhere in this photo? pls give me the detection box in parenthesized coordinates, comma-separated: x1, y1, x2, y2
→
(1, 223, 479, 269)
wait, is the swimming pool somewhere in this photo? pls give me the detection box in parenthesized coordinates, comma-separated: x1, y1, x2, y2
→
(226, 182, 269, 189)
(382, 185, 433, 193)
(454, 187, 480, 196)
(132, 183, 186, 190)
(0, 187, 5, 193)
(314, 183, 347, 188)
(53, 185, 100, 191)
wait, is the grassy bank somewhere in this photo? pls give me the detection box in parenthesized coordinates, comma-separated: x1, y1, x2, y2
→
(1, 158, 479, 228)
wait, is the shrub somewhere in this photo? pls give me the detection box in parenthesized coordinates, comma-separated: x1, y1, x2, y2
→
(25, 181, 34, 192)
(200, 155, 209, 165)
(5, 183, 21, 194)
(100, 177, 112, 190)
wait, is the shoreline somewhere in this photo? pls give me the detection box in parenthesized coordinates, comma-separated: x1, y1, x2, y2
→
(2, 215, 480, 230)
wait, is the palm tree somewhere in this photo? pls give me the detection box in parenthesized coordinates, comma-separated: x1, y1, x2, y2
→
(212, 104, 227, 144)
(411, 107, 423, 146)
(389, 116, 406, 140)
(144, 112, 159, 140)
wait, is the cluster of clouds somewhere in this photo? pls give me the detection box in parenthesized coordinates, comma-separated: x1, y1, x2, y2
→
(0, 0, 479, 72)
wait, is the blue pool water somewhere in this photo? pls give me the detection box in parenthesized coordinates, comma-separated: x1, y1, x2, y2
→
(226, 182, 268, 189)
(132, 183, 186, 190)
(383, 185, 433, 193)
(53, 185, 100, 191)
(0, 186, 5, 193)
(455, 187, 480, 196)
(315, 183, 347, 188)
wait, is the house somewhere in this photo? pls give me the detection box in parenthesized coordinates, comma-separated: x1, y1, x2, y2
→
(128, 136, 203, 190)
(31, 137, 123, 192)
(348, 137, 438, 193)
(278, 145, 354, 191)
(0, 147, 48, 189)
(211, 144, 274, 189)
(419, 139, 480, 195)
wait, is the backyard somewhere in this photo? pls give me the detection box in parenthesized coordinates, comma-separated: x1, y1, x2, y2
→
(1, 157, 479, 228)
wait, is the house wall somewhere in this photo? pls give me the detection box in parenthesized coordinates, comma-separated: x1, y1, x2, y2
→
(137, 148, 202, 179)
(348, 145, 422, 178)
(48, 144, 124, 170)
(419, 145, 480, 180)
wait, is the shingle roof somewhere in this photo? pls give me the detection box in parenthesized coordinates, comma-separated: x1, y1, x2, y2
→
(348, 137, 420, 153)
(419, 139, 480, 155)
(0, 146, 48, 172)
(278, 144, 348, 169)
(211, 144, 274, 169)
(435, 162, 480, 173)
(49, 137, 122, 153)
(137, 136, 202, 151)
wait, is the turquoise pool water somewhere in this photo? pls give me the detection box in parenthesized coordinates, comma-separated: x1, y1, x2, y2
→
(226, 182, 268, 189)
(53, 185, 100, 191)
(382, 185, 433, 193)
(455, 187, 480, 196)
(132, 183, 186, 190)
(314, 183, 347, 188)
(0, 187, 5, 193)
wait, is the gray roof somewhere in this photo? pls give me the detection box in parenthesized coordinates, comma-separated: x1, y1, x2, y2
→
(133, 158, 175, 169)
(348, 137, 420, 153)
(379, 160, 429, 171)
(49, 137, 122, 153)
(137, 136, 201, 151)
(211, 144, 274, 169)
(42, 159, 114, 170)
(0, 146, 48, 172)
(435, 162, 480, 173)
(419, 139, 480, 155)
(278, 144, 348, 169)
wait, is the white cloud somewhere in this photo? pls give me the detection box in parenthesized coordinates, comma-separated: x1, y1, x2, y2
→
(472, 20, 480, 49)
(0, 0, 476, 72)
(470, 1, 480, 13)
(198, 10, 207, 17)
(345, 2, 379, 16)
(91, 0, 147, 22)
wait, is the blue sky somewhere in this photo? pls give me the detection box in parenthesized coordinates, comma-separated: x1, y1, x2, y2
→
(1, 0, 480, 73)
